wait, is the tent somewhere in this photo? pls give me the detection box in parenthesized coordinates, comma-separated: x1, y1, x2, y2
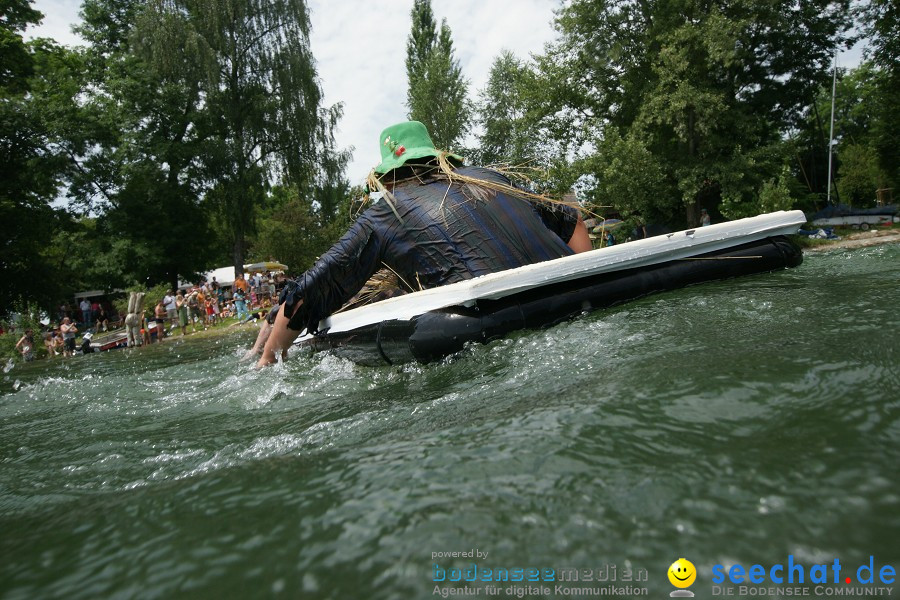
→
(178, 260, 286, 289)
(178, 266, 236, 289)
(245, 261, 288, 273)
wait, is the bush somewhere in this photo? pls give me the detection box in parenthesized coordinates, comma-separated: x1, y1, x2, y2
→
(0, 303, 48, 362)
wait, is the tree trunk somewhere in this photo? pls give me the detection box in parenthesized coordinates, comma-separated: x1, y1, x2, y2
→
(233, 237, 245, 283)
(685, 109, 700, 227)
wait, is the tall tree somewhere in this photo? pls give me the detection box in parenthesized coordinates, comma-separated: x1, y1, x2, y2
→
(137, 0, 344, 277)
(405, 0, 471, 150)
(860, 0, 900, 185)
(530, 0, 854, 226)
(0, 2, 78, 313)
(475, 50, 535, 166)
(71, 0, 219, 290)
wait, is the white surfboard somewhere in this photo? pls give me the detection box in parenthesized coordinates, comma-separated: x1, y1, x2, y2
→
(299, 210, 805, 339)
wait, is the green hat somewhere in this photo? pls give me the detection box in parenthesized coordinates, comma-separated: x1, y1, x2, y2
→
(373, 121, 462, 175)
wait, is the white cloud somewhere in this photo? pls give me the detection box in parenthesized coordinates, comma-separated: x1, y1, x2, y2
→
(26, 0, 83, 46)
(307, 0, 560, 184)
(27, 0, 864, 188)
(26, 0, 560, 186)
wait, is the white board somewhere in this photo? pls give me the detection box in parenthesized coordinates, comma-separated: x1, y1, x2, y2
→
(300, 210, 806, 339)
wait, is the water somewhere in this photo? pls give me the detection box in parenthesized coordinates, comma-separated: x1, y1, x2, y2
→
(2, 244, 899, 599)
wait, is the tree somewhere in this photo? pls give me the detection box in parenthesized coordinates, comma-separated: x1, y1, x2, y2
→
(405, 0, 471, 150)
(475, 50, 535, 166)
(0, 2, 77, 314)
(136, 0, 345, 278)
(0, 0, 42, 90)
(529, 0, 854, 226)
(70, 0, 220, 290)
(859, 0, 900, 184)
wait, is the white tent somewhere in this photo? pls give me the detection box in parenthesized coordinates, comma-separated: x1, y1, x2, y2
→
(178, 259, 286, 289)
(178, 266, 239, 289)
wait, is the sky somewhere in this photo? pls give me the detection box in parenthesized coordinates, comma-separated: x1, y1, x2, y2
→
(25, 0, 562, 185)
(25, 0, 866, 186)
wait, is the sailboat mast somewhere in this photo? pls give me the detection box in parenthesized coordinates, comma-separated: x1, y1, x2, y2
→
(826, 51, 838, 205)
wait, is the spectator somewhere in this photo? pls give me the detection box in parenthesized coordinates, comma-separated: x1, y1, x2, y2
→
(51, 328, 64, 356)
(96, 306, 111, 332)
(216, 284, 226, 315)
(175, 292, 189, 336)
(15, 329, 36, 362)
(154, 300, 167, 342)
(186, 289, 203, 330)
(233, 274, 249, 296)
(163, 290, 177, 330)
(206, 295, 216, 325)
(81, 332, 95, 354)
(60, 317, 77, 357)
(233, 287, 249, 321)
(43, 330, 56, 358)
(79, 298, 92, 329)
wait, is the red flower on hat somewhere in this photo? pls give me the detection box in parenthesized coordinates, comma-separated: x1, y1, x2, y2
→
(394, 145, 406, 157)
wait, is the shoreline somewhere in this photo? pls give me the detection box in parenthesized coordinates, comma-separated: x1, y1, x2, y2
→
(800, 229, 900, 253)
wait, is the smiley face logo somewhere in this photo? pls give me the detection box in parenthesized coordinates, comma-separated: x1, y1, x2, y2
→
(668, 558, 697, 588)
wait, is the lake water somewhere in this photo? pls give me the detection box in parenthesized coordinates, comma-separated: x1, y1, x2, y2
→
(2, 244, 898, 599)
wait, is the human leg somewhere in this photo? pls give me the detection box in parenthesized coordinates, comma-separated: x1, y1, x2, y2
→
(242, 305, 280, 361)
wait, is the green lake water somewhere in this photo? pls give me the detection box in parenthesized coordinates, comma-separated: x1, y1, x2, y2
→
(2, 244, 899, 599)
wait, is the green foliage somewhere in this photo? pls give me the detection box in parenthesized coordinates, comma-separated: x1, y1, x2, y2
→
(837, 144, 884, 205)
(475, 51, 535, 166)
(132, 0, 344, 276)
(584, 130, 675, 223)
(405, 0, 472, 150)
(250, 183, 355, 276)
(794, 60, 897, 209)
(525, 0, 854, 226)
(858, 0, 900, 183)
(0, 4, 82, 316)
(0, 0, 42, 90)
(0, 303, 48, 362)
(758, 167, 797, 214)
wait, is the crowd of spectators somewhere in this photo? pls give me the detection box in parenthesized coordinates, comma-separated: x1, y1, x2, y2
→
(3, 270, 287, 362)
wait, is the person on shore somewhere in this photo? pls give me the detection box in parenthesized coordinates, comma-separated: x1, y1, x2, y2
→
(96, 306, 111, 332)
(205, 296, 217, 326)
(700, 208, 711, 226)
(163, 290, 177, 330)
(256, 121, 590, 366)
(195, 287, 207, 327)
(234, 274, 249, 297)
(15, 329, 36, 362)
(185, 289, 202, 330)
(81, 332, 95, 354)
(234, 287, 249, 321)
(175, 292, 189, 335)
(79, 298, 92, 330)
(154, 299, 167, 342)
(124, 292, 145, 347)
(43, 330, 56, 358)
(51, 328, 63, 356)
(60, 317, 77, 357)
(216, 284, 226, 315)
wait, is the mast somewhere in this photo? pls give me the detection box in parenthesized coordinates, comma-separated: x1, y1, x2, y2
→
(826, 51, 838, 205)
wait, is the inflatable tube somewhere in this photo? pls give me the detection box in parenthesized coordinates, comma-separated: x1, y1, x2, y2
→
(300, 235, 802, 365)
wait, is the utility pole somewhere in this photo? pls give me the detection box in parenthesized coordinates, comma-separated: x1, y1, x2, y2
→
(826, 51, 838, 205)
